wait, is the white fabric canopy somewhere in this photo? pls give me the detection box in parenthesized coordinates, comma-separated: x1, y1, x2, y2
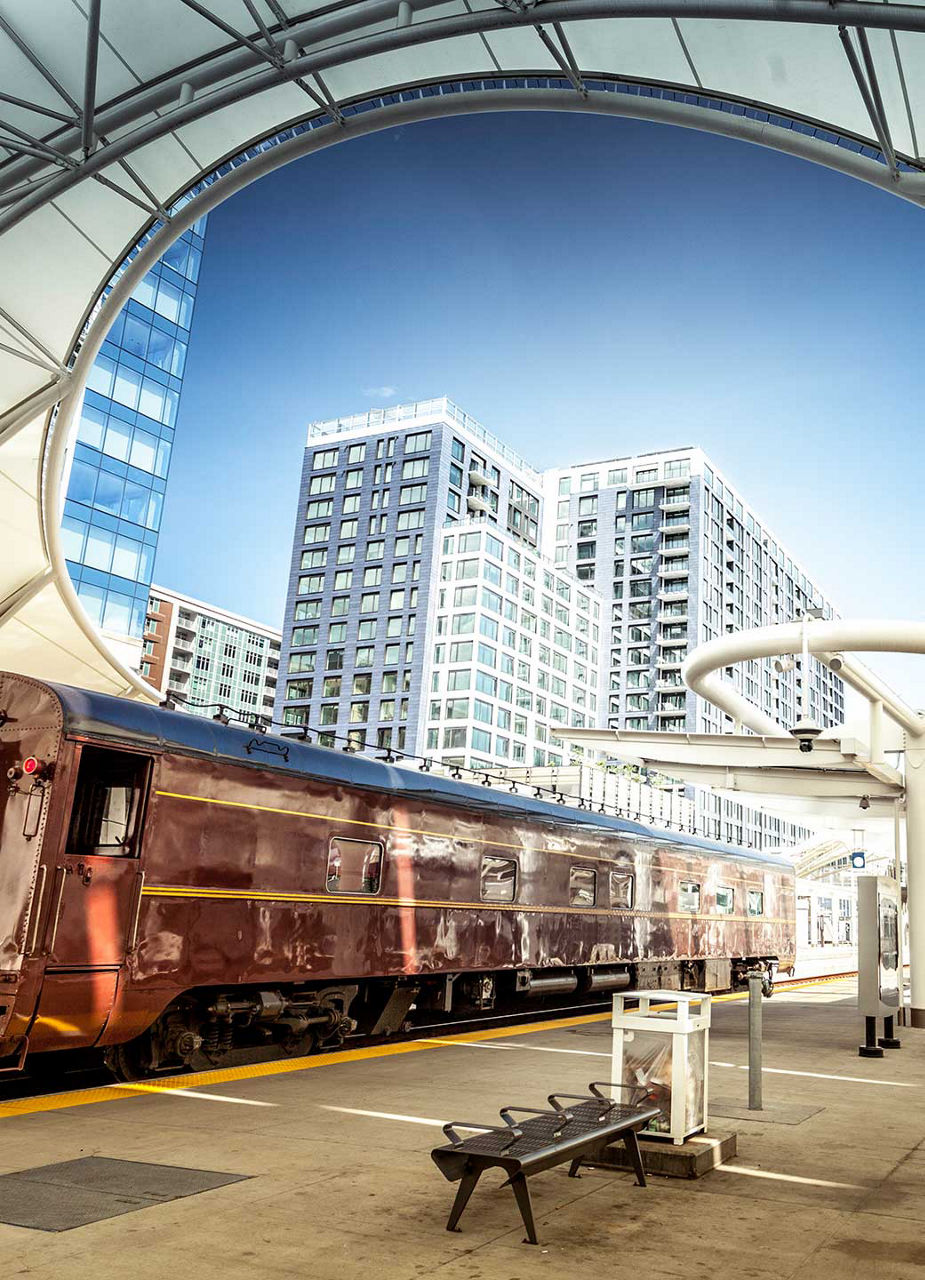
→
(2, 0, 925, 696)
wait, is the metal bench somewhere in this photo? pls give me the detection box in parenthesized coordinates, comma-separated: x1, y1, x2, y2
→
(430, 1081, 661, 1244)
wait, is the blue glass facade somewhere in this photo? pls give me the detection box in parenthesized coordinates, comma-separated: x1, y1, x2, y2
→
(62, 217, 207, 641)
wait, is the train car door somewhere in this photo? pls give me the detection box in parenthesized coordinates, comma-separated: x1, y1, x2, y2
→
(28, 745, 149, 1051)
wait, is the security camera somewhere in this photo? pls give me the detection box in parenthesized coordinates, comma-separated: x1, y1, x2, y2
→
(790, 718, 824, 753)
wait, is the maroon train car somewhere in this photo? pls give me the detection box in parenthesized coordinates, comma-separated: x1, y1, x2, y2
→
(0, 672, 795, 1079)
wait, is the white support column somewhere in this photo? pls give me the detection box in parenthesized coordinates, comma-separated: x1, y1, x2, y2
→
(905, 733, 925, 1027)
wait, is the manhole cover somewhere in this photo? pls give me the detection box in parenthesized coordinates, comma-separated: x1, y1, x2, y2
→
(0, 1157, 249, 1231)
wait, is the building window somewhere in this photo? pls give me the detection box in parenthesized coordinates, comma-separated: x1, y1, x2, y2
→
(404, 430, 431, 453)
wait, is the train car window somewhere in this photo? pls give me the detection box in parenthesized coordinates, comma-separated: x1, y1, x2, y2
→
(679, 880, 701, 912)
(747, 889, 764, 917)
(66, 746, 148, 858)
(481, 856, 517, 903)
(326, 838, 383, 895)
(716, 886, 735, 914)
(569, 866, 596, 907)
(610, 870, 635, 908)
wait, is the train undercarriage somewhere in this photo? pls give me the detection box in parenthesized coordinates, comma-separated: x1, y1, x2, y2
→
(95, 955, 778, 1081)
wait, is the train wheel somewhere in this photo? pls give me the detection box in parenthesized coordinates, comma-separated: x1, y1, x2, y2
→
(104, 1035, 154, 1082)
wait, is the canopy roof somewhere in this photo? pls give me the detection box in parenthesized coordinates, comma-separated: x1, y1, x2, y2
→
(559, 726, 906, 830)
(2, 0, 925, 696)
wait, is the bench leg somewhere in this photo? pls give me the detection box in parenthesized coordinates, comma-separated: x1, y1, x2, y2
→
(446, 1166, 482, 1233)
(510, 1173, 538, 1245)
(623, 1129, 647, 1188)
(568, 1158, 583, 1178)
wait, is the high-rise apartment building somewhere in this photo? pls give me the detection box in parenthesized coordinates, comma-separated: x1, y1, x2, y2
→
(61, 217, 207, 669)
(143, 585, 280, 723)
(276, 399, 844, 819)
(543, 448, 844, 737)
(275, 398, 583, 768)
(425, 521, 602, 768)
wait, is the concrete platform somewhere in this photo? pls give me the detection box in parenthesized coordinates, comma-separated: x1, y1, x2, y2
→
(0, 977, 923, 1279)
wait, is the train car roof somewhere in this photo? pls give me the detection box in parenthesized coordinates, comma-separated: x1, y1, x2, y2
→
(45, 678, 794, 871)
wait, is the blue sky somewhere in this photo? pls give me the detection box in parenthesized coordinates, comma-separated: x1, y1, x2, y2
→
(154, 111, 925, 701)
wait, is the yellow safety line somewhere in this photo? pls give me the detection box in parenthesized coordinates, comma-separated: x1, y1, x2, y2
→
(140, 884, 789, 925)
(0, 974, 850, 1123)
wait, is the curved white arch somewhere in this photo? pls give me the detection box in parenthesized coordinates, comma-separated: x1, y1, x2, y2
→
(683, 619, 925, 737)
(3, 2, 925, 695)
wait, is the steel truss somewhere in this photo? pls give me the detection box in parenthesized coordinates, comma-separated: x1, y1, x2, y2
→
(1, 0, 925, 234)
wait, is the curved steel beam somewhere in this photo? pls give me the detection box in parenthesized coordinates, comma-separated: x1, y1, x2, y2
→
(683, 620, 925, 737)
(4, 0, 925, 227)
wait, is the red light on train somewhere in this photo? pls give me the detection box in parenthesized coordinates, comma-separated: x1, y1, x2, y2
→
(22, 756, 43, 777)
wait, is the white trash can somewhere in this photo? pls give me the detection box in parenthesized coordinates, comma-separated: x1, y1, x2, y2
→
(612, 990, 711, 1145)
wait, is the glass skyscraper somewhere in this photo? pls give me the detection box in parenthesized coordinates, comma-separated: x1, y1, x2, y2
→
(61, 216, 207, 660)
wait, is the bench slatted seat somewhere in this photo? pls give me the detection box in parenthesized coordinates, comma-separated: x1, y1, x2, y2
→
(431, 1081, 661, 1244)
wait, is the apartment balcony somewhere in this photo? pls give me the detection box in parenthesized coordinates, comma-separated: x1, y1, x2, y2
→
(658, 561, 689, 579)
(658, 586, 689, 602)
(660, 496, 690, 512)
(658, 608, 688, 625)
(659, 518, 690, 535)
(656, 654, 684, 669)
(656, 676, 685, 691)
(660, 540, 689, 555)
(467, 492, 490, 513)
(170, 656, 191, 672)
(468, 465, 492, 488)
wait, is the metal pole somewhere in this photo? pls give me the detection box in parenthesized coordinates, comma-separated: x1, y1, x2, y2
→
(747, 970, 763, 1110)
(905, 737, 925, 1027)
(870, 698, 884, 764)
(800, 614, 810, 724)
(859, 1014, 882, 1058)
(894, 797, 906, 1025)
